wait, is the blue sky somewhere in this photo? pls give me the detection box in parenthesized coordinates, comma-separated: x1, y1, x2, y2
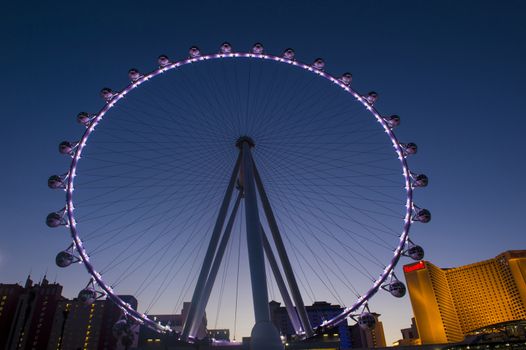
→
(1, 0, 525, 344)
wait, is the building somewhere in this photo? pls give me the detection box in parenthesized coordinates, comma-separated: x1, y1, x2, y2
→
(403, 250, 526, 344)
(47, 295, 139, 350)
(5, 275, 63, 350)
(0, 282, 25, 349)
(348, 312, 386, 348)
(207, 329, 230, 341)
(394, 318, 420, 346)
(138, 302, 207, 347)
(138, 314, 180, 347)
(269, 301, 352, 349)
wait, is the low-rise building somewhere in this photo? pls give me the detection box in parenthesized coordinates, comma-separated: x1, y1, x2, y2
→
(394, 318, 420, 346)
(207, 329, 230, 341)
(138, 302, 207, 347)
(349, 312, 386, 348)
(269, 300, 352, 349)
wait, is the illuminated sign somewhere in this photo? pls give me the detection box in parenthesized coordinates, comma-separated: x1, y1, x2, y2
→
(403, 261, 426, 273)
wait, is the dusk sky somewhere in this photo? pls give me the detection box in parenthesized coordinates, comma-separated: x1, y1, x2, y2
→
(1, 0, 525, 345)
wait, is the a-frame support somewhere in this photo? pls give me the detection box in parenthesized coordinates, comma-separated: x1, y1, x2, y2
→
(182, 137, 312, 348)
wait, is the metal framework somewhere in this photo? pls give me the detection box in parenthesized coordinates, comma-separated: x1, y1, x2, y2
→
(182, 137, 312, 345)
(48, 44, 430, 341)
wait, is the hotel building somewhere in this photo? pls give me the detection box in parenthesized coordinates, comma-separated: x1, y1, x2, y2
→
(4, 276, 63, 350)
(47, 295, 138, 350)
(0, 282, 25, 349)
(403, 250, 526, 344)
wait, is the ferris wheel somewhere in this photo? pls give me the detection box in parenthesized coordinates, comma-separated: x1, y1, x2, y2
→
(47, 42, 430, 350)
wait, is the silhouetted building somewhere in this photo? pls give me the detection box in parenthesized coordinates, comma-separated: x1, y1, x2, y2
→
(47, 295, 138, 350)
(0, 282, 25, 349)
(394, 317, 420, 346)
(138, 302, 207, 347)
(348, 312, 386, 348)
(400, 318, 418, 340)
(5, 275, 63, 350)
(207, 329, 230, 341)
(269, 300, 351, 349)
(404, 250, 526, 344)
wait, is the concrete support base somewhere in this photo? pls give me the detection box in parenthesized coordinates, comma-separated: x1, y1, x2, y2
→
(250, 321, 284, 350)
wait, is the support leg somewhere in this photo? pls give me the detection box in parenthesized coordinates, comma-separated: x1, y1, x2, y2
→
(181, 153, 242, 340)
(253, 163, 314, 337)
(189, 191, 243, 338)
(260, 224, 302, 335)
(241, 142, 283, 350)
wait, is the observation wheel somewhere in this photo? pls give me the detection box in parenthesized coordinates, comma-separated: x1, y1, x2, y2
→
(47, 43, 430, 350)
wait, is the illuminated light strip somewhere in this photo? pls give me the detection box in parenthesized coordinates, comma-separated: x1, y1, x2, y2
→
(64, 50, 415, 335)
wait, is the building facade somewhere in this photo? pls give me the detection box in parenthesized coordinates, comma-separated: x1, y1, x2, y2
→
(207, 329, 230, 341)
(348, 313, 386, 348)
(0, 276, 141, 350)
(394, 318, 420, 346)
(138, 302, 207, 347)
(47, 295, 138, 350)
(404, 250, 526, 344)
(5, 276, 63, 350)
(269, 301, 352, 349)
(0, 282, 25, 349)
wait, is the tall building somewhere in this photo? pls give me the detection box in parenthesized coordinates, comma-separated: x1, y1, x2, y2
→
(269, 301, 352, 349)
(404, 250, 526, 344)
(5, 275, 64, 350)
(0, 283, 25, 349)
(348, 312, 386, 348)
(47, 295, 139, 350)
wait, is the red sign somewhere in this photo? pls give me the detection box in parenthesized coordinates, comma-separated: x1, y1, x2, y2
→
(403, 261, 426, 273)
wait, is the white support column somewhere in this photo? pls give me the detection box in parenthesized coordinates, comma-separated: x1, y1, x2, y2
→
(189, 191, 243, 338)
(241, 140, 283, 350)
(260, 224, 303, 335)
(181, 153, 241, 341)
(253, 164, 314, 337)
